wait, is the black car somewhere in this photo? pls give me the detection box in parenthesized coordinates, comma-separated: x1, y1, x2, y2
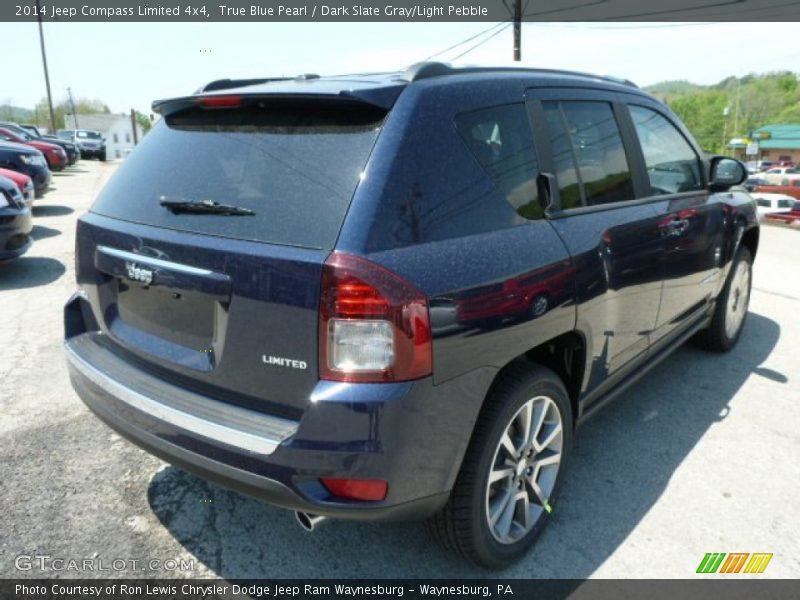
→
(744, 176, 769, 192)
(0, 141, 52, 197)
(64, 63, 757, 568)
(0, 175, 33, 261)
(5, 122, 80, 165)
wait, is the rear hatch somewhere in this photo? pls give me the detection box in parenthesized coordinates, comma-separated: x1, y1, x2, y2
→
(76, 96, 386, 418)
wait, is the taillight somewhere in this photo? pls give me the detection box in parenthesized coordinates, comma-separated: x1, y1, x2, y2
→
(196, 95, 242, 108)
(319, 252, 432, 383)
(321, 478, 388, 502)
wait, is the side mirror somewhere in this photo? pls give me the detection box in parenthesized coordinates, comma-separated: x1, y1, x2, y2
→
(710, 157, 747, 190)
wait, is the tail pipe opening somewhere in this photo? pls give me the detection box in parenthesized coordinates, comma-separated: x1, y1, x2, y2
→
(295, 511, 327, 532)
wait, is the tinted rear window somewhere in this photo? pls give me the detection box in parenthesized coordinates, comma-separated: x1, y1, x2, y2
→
(91, 101, 384, 249)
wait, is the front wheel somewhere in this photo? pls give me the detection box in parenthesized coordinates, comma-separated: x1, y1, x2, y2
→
(693, 245, 752, 352)
(427, 364, 573, 568)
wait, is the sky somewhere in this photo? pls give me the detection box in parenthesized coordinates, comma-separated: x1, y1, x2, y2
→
(2, 21, 800, 116)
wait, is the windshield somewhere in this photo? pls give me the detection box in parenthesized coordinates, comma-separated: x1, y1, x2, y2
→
(77, 131, 102, 139)
(90, 101, 385, 249)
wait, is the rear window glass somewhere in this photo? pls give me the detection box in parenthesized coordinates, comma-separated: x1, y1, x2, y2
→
(455, 104, 542, 220)
(90, 101, 384, 249)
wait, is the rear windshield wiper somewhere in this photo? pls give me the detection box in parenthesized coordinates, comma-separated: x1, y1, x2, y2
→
(159, 198, 255, 216)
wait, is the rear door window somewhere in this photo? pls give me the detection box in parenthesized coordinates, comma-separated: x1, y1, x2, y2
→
(90, 101, 385, 249)
(542, 100, 635, 207)
(630, 105, 703, 196)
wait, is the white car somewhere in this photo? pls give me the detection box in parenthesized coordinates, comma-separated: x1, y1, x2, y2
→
(762, 167, 800, 185)
(751, 192, 797, 219)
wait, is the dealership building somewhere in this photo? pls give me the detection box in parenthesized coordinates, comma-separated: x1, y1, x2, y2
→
(729, 123, 800, 163)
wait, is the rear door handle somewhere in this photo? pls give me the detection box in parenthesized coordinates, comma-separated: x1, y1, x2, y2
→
(660, 217, 690, 237)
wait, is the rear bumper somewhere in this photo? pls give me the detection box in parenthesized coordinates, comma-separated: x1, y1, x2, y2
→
(0, 208, 33, 259)
(65, 294, 493, 521)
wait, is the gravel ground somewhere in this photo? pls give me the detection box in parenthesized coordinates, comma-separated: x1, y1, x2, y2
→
(1, 160, 798, 579)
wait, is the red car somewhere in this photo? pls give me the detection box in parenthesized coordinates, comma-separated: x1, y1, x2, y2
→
(0, 127, 66, 171)
(754, 182, 800, 200)
(0, 167, 34, 207)
(764, 200, 800, 225)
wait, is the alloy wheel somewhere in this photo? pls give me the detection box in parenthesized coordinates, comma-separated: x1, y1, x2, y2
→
(485, 395, 563, 544)
(725, 260, 751, 339)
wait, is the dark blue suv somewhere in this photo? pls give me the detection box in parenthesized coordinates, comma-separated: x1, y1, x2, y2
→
(65, 63, 757, 568)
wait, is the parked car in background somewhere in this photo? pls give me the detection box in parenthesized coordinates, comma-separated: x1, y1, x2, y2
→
(762, 166, 800, 185)
(64, 63, 757, 568)
(750, 192, 797, 219)
(72, 130, 106, 161)
(0, 140, 52, 197)
(9, 123, 80, 165)
(0, 175, 33, 261)
(0, 126, 66, 171)
(764, 200, 800, 225)
(0, 167, 34, 208)
(753, 180, 800, 200)
(743, 176, 769, 192)
(747, 160, 773, 174)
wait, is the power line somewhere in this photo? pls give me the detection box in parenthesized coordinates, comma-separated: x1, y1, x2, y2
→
(537, 21, 723, 30)
(421, 21, 510, 62)
(451, 23, 513, 61)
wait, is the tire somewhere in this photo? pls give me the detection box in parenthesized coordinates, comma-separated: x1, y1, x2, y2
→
(693, 245, 752, 352)
(99, 151, 107, 162)
(427, 363, 573, 569)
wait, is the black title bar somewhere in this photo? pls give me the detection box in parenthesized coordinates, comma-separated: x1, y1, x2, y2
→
(5, 0, 800, 22)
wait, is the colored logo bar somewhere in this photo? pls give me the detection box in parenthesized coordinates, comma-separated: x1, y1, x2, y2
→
(696, 553, 773, 574)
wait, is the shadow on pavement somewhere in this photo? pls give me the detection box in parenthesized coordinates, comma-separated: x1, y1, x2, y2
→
(147, 312, 782, 578)
(31, 225, 61, 241)
(33, 205, 75, 217)
(0, 256, 66, 290)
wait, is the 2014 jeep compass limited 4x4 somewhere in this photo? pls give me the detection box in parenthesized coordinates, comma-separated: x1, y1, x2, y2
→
(65, 63, 757, 568)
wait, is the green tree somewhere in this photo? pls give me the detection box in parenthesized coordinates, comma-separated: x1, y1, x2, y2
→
(134, 111, 153, 134)
(648, 72, 800, 154)
(30, 96, 112, 130)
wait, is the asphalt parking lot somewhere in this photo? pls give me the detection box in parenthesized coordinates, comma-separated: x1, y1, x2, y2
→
(1, 160, 798, 579)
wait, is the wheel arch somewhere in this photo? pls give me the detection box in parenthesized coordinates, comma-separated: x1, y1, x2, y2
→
(482, 330, 587, 428)
(740, 225, 759, 260)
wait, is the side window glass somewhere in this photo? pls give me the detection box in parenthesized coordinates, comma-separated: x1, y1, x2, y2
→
(559, 101, 635, 206)
(542, 101, 583, 209)
(778, 199, 793, 208)
(455, 104, 542, 220)
(630, 105, 703, 195)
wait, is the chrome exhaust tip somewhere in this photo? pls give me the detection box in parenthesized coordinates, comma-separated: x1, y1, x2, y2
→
(295, 511, 327, 532)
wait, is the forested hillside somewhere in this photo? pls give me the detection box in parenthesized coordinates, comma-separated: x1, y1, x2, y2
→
(645, 72, 800, 154)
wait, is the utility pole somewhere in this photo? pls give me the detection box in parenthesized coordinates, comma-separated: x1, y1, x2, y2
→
(35, 0, 56, 134)
(513, 0, 522, 61)
(130, 108, 138, 145)
(67, 87, 78, 128)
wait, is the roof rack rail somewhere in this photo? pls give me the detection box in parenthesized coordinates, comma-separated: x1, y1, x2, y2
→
(400, 61, 638, 89)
